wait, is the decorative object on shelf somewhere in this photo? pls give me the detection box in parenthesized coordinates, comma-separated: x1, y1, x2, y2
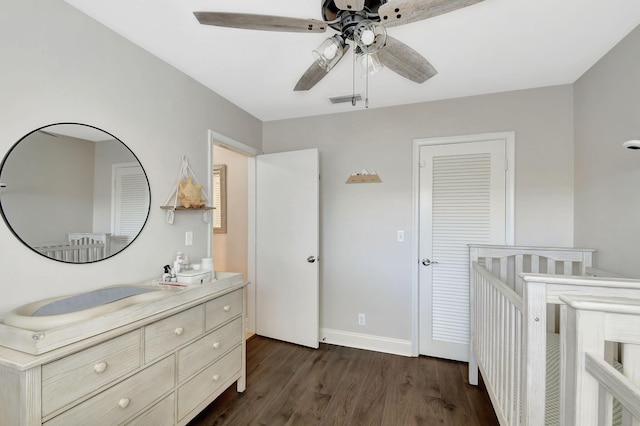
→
(346, 168, 382, 184)
(213, 164, 227, 234)
(161, 155, 213, 224)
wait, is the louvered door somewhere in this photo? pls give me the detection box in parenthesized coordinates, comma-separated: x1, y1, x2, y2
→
(112, 163, 149, 249)
(419, 139, 507, 361)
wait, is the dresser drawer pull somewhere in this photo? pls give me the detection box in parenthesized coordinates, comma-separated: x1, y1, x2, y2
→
(223, 305, 231, 312)
(174, 327, 184, 336)
(94, 362, 108, 374)
(212, 374, 220, 382)
(212, 342, 221, 349)
(118, 398, 131, 409)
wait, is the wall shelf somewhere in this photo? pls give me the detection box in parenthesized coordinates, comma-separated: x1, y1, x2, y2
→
(162, 155, 211, 224)
(346, 174, 382, 184)
(160, 206, 214, 211)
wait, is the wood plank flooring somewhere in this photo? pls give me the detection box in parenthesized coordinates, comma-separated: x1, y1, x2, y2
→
(188, 336, 498, 426)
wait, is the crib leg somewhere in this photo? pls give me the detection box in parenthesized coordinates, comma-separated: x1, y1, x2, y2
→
(469, 352, 479, 386)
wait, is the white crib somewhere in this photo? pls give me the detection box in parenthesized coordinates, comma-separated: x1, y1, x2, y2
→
(561, 294, 640, 425)
(468, 245, 640, 425)
(34, 233, 112, 262)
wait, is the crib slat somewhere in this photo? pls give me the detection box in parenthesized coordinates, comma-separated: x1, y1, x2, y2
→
(531, 255, 540, 273)
(515, 255, 524, 295)
(547, 259, 556, 275)
(500, 258, 508, 285)
(564, 261, 572, 276)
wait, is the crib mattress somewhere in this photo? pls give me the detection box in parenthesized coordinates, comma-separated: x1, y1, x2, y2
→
(546, 332, 622, 425)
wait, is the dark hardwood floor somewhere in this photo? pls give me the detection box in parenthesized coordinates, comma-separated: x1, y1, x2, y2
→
(189, 336, 498, 426)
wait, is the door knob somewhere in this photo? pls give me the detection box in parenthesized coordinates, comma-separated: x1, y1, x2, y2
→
(307, 256, 316, 263)
(422, 258, 438, 266)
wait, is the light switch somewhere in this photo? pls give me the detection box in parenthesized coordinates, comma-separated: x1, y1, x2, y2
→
(185, 231, 193, 246)
(397, 230, 405, 242)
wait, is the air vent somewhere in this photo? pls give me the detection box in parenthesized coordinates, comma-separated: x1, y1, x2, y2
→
(329, 94, 362, 104)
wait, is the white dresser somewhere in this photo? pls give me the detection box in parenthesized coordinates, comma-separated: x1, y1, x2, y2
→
(0, 278, 246, 426)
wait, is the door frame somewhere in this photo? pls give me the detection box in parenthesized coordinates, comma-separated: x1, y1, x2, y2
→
(208, 130, 261, 336)
(410, 132, 515, 356)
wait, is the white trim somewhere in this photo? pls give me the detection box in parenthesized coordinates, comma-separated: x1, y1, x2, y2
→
(209, 130, 261, 157)
(207, 130, 259, 335)
(320, 328, 413, 357)
(410, 131, 516, 356)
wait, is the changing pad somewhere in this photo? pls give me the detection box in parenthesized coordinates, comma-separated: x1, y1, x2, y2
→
(33, 286, 157, 316)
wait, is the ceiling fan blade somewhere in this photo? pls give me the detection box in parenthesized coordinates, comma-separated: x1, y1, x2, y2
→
(377, 36, 437, 83)
(378, 0, 483, 28)
(194, 12, 327, 33)
(294, 44, 350, 91)
(334, 0, 366, 11)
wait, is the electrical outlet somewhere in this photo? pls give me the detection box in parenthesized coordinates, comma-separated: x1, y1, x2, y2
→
(185, 231, 193, 246)
(397, 230, 405, 242)
(358, 313, 365, 326)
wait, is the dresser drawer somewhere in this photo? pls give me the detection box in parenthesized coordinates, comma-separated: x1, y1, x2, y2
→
(42, 330, 141, 416)
(145, 305, 204, 363)
(178, 316, 242, 383)
(45, 355, 175, 426)
(126, 393, 175, 426)
(205, 289, 242, 331)
(177, 345, 241, 420)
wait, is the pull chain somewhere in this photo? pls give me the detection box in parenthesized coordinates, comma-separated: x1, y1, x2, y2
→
(352, 43, 357, 107)
(365, 55, 369, 109)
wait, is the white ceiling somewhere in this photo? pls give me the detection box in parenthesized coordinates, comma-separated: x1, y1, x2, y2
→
(64, 0, 640, 122)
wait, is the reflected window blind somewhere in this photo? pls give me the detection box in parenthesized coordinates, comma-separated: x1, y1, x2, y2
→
(114, 169, 148, 244)
(213, 173, 222, 228)
(432, 153, 492, 344)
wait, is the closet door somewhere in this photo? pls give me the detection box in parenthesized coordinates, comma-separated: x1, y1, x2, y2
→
(112, 163, 149, 252)
(418, 137, 511, 361)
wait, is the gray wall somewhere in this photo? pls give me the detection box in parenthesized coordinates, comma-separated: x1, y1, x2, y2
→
(574, 25, 640, 278)
(0, 0, 261, 313)
(263, 85, 575, 342)
(1, 132, 95, 245)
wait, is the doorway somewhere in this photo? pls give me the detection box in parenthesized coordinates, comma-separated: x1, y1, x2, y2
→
(209, 131, 259, 337)
(412, 132, 515, 361)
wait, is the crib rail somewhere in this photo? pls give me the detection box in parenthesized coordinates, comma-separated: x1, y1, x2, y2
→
(33, 232, 112, 262)
(469, 245, 596, 425)
(470, 245, 640, 425)
(561, 295, 640, 425)
(35, 242, 107, 262)
(472, 261, 524, 425)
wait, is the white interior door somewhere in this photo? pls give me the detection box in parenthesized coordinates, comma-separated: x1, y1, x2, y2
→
(419, 137, 511, 361)
(111, 163, 149, 252)
(256, 148, 319, 349)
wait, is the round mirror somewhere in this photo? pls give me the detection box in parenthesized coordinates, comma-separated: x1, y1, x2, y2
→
(0, 123, 150, 263)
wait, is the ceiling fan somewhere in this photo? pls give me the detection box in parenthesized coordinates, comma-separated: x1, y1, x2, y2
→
(194, 0, 483, 91)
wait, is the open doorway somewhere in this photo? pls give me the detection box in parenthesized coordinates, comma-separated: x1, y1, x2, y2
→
(209, 131, 259, 339)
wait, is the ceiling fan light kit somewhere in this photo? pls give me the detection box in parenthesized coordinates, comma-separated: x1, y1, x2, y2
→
(194, 0, 484, 103)
(313, 35, 347, 71)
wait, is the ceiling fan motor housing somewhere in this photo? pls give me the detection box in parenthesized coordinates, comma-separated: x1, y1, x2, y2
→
(322, 0, 385, 37)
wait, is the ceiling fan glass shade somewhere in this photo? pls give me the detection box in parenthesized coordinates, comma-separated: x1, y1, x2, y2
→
(353, 20, 387, 54)
(312, 35, 345, 71)
(357, 52, 384, 76)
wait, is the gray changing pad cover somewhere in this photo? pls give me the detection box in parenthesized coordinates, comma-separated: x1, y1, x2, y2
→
(33, 287, 156, 316)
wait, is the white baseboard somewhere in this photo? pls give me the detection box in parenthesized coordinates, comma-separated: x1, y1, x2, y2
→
(320, 328, 414, 357)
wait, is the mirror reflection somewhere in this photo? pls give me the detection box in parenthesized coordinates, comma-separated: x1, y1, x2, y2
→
(0, 123, 150, 263)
